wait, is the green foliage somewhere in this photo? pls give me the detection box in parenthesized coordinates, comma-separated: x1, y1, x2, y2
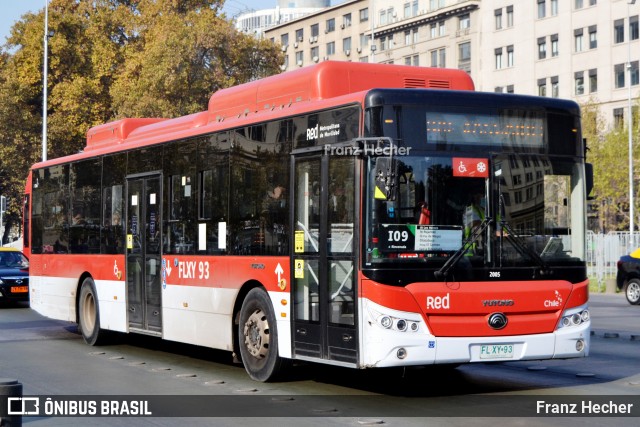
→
(584, 99, 640, 232)
(0, 0, 283, 241)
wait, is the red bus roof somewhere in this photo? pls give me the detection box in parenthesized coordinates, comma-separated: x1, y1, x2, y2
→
(83, 61, 474, 153)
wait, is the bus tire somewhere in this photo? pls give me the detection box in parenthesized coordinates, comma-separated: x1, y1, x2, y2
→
(238, 287, 285, 382)
(624, 278, 640, 305)
(78, 277, 105, 345)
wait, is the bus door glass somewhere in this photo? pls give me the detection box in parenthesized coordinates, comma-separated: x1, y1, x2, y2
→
(126, 175, 162, 333)
(292, 154, 357, 364)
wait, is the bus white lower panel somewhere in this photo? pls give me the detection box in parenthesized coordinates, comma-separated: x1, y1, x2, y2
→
(30, 275, 78, 323)
(94, 279, 127, 332)
(161, 285, 238, 350)
(268, 290, 292, 359)
(359, 298, 589, 367)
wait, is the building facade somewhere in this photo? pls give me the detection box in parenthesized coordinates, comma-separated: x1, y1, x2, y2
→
(264, 0, 639, 128)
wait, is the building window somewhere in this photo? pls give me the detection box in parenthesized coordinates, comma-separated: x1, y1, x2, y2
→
(326, 41, 335, 56)
(575, 71, 585, 95)
(430, 0, 445, 10)
(495, 9, 503, 30)
(614, 19, 625, 44)
(405, 31, 411, 45)
(311, 46, 319, 62)
(311, 23, 319, 38)
(404, 2, 411, 19)
(575, 0, 583, 9)
(551, 76, 559, 98)
(538, 37, 547, 59)
(295, 50, 303, 66)
(459, 42, 471, 72)
(343, 37, 351, 53)
(589, 25, 597, 49)
(439, 21, 446, 36)
(632, 61, 640, 86)
(539, 79, 547, 96)
(613, 108, 624, 127)
(551, 0, 558, 16)
(359, 8, 368, 22)
(631, 16, 639, 41)
(537, 0, 546, 19)
(413, 28, 419, 44)
(495, 86, 504, 93)
(413, 55, 419, 66)
(495, 47, 503, 69)
(343, 13, 351, 28)
(507, 45, 514, 67)
(551, 34, 559, 56)
(326, 18, 335, 33)
(360, 33, 370, 47)
(380, 36, 387, 51)
(295, 28, 303, 42)
(507, 6, 514, 27)
(280, 33, 289, 47)
(507, 84, 514, 93)
(431, 48, 446, 67)
(615, 63, 626, 88)
(459, 14, 470, 30)
(589, 69, 598, 93)
(574, 28, 584, 52)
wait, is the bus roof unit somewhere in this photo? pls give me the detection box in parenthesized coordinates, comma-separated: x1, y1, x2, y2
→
(85, 61, 474, 151)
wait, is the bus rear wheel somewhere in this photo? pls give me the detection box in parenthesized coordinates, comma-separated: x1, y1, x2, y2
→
(78, 277, 106, 345)
(238, 288, 285, 382)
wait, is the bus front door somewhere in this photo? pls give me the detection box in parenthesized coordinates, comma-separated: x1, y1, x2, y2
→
(126, 175, 163, 334)
(292, 154, 358, 365)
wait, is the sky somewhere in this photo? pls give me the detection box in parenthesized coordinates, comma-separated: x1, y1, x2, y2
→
(0, 1, 340, 45)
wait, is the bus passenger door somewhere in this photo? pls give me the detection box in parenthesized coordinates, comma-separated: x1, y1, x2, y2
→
(292, 154, 358, 365)
(126, 175, 163, 334)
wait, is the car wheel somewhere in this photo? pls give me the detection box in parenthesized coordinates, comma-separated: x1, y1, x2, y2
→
(624, 278, 640, 305)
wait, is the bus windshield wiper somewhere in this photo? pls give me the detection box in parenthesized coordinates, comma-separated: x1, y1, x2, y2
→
(498, 220, 552, 277)
(434, 217, 492, 280)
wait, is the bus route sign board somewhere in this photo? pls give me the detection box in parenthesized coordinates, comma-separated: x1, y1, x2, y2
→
(378, 224, 462, 253)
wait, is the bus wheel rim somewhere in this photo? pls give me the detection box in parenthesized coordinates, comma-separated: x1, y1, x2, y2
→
(243, 309, 269, 359)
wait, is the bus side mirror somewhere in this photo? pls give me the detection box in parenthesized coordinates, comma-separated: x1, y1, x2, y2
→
(585, 163, 594, 200)
(374, 158, 398, 201)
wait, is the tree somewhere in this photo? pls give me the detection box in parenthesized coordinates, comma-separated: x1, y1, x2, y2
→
(584, 98, 640, 232)
(0, 0, 283, 242)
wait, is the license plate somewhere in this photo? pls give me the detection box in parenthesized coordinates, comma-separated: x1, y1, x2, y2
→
(11, 286, 28, 293)
(480, 344, 514, 359)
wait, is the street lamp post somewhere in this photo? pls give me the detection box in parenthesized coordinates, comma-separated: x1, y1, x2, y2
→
(629, 0, 636, 241)
(42, 0, 49, 162)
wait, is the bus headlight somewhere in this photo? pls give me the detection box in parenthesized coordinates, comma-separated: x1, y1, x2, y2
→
(558, 308, 589, 329)
(380, 316, 393, 329)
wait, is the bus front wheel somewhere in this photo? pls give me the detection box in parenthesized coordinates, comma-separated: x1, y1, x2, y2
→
(78, 277, 105, 345)
(238, 287, 285, 382)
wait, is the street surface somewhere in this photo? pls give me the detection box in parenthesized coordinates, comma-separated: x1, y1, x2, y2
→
(0, 292, 638, 426)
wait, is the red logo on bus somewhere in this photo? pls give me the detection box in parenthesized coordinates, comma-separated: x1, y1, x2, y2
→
(453, 158, 489, 178)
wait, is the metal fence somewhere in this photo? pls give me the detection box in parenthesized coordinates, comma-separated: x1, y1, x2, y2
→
(587, 231, 640, 291)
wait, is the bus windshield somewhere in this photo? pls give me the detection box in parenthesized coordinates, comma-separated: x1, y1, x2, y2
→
(365, 153, 586, 269)
(364, 101, 585, 269)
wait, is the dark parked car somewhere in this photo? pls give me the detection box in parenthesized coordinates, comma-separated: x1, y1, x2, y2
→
(616, 248, 640, 305)
(0, 248, 29, 304)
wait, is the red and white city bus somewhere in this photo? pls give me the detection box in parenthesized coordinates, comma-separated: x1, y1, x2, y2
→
(24, 61, 591, 381)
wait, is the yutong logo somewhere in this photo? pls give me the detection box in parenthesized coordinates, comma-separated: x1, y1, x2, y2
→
(482, 299, 514, 307)
(488, 313, 508, 330)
